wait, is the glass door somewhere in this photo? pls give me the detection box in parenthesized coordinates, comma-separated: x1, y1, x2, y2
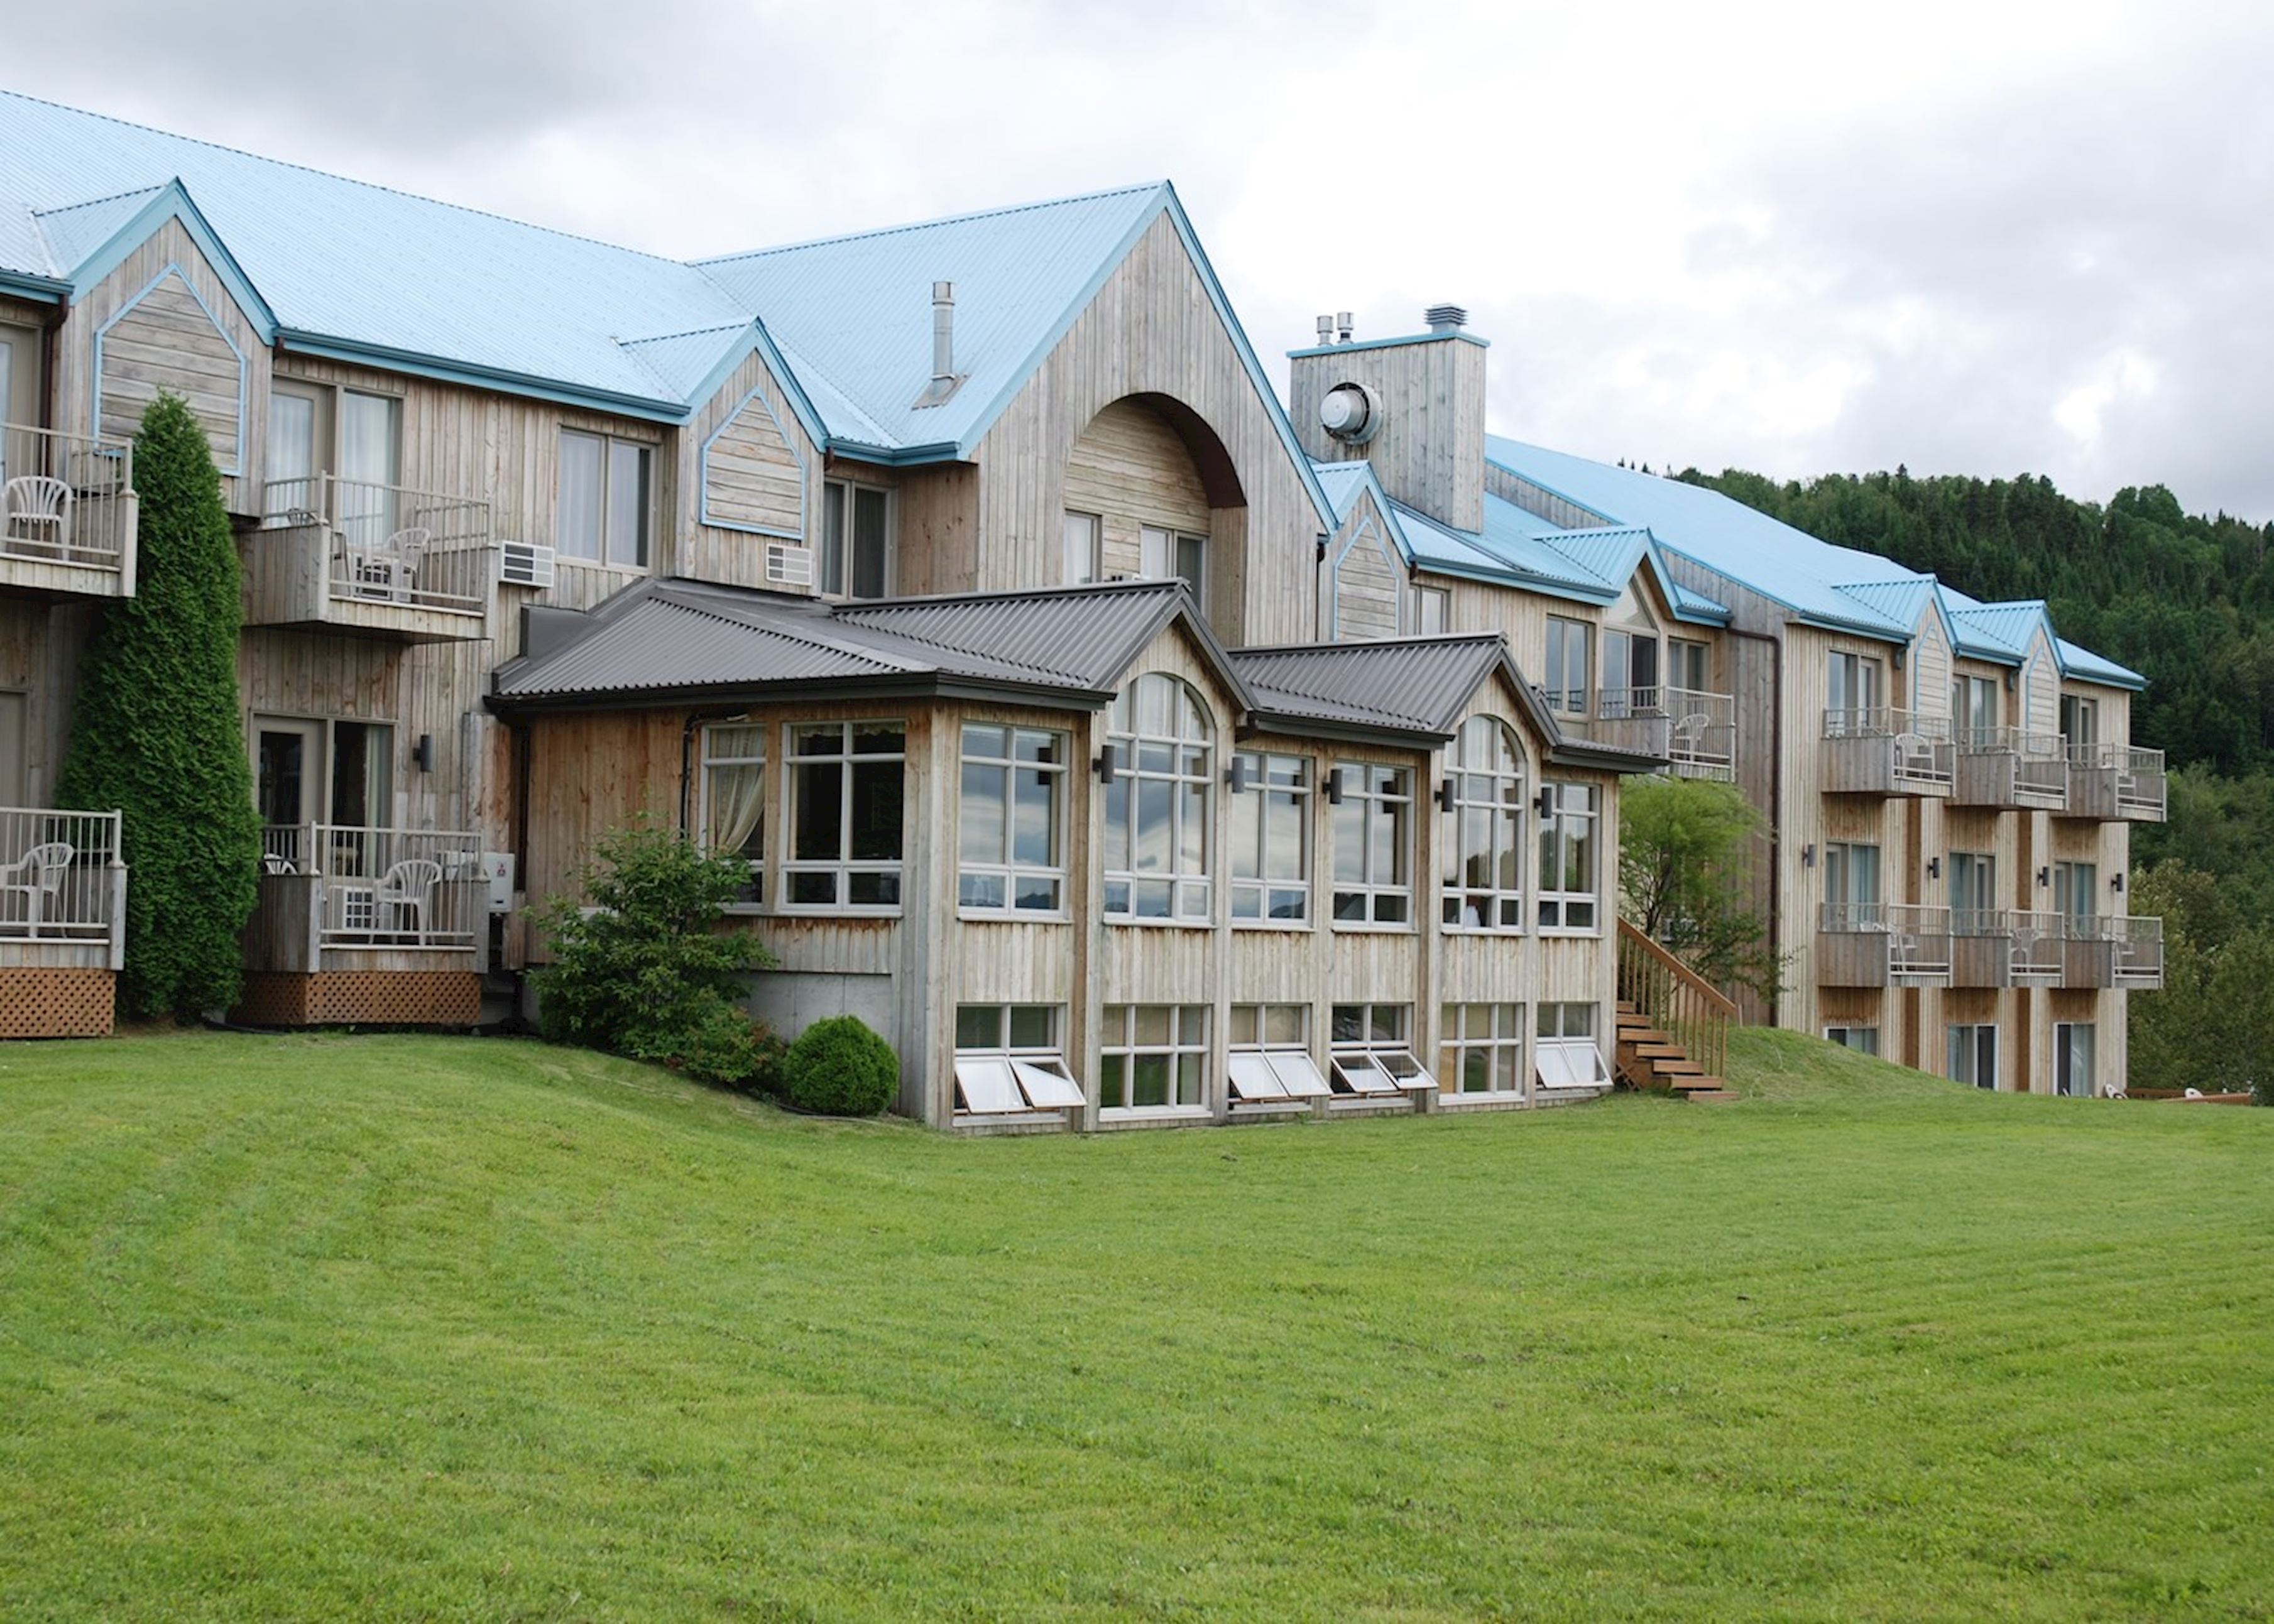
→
(254, 717, 326, 872)
(1950, 853, 1996, 934)
(337, 391, 402, 548)
(0, 324, 35, 489)
(0, 691, 25, 807)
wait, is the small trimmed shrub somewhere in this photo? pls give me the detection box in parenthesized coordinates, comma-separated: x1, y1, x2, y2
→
(782, 1016, 899, 1116)
(531, 819, 776, 1088)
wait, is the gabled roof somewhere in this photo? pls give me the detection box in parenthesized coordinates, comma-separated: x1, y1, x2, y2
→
(1935, 588, 2146, 689)
(489, 577, 1253, 712)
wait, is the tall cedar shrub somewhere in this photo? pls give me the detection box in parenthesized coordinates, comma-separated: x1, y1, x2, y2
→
(529, 818, 778, 1087)
(57, 391, 260, 1020)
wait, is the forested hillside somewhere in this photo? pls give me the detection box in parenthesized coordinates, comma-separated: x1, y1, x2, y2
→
(1679, 465, 2274, 1095)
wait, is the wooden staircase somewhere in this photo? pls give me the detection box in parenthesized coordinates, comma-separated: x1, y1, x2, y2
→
(1615, 921, 1741, 1103)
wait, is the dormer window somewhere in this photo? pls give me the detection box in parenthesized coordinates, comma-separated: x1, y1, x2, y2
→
(823, 479, 892, 598)
(557, 430, 651, 569)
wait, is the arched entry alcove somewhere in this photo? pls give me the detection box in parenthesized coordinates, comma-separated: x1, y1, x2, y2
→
(1062, 394, 1248, 636)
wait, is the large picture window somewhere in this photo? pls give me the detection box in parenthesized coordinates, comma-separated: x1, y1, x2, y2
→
(1536, 782, 1599, 931)
(1098, 1004, 1208, 1111)
(784, 721, 904, 910)
(1440, 1002, 1524, 1096)
(700, 722, 767, 907)
(1441, 716, 1524, 930)
(557, 429, 651, 567)
(1103, 674, 1213, 922)
(1331, 762, 1411, 925)
(958, 724, 1066, 915)
(821, 479, 892, 598)
(1228, 749, 1309, 925)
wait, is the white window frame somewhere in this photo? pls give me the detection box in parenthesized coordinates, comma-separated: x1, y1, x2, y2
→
(1228, 749, 1311, 927)
(1950, 851, 1996, 935)
(780, 720, 905, 913)
(1097, 1003, 1210, 1114)
(556, 428, 652, 569)
(952, 1004, 1083, 1114)
(1544, 616, 1591, 716)
(1947, 1023, 1999, 1089)
(1441, 716, 1525, 932)
(1139, 525, 1208, 615)
(2061, 693, 2100, 748)
(1668, 638, 1710, 694)
(2053, 1021, 2096, 1098)
(956, 723, 1068, 918)
(1227, 1003, 1331, 1103)
(1953, 673, 2001, 741)
(821, 477, 894, 599)
(1536, 1003, 1609, 1088)
(1823, 1025, 1881, 1057)
(1328, 1003, 1433, 1097)
(1827, 650, 1885, 729)
(1536, 782, 1600, 934)
(1103, 673, 1214, 924)
(699, 721, 767, 910)
(1063, 510, 1101, 586)
(1440, 1001, 1527, 1098)
(1331, 761, 1413, 927)
(1412, 584, 1450, 635)
(2053, 860, 2097, 927)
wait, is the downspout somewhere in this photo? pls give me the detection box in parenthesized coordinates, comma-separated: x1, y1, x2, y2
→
(1724, 624, 1783, 1020)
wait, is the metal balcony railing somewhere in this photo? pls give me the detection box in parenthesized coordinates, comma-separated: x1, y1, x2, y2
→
(1821, 901, 1955, 979)
(263, 474, 491, 615)
(260, 822, 483, 950)
(0, 806, 126, 954)
(1, 423, 136, 571)
(1956, 726, 2069, 798)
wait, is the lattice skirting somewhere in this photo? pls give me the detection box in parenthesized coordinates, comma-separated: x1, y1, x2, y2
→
(233, 971, 483, 1028)
(0, 968, 116, 1038)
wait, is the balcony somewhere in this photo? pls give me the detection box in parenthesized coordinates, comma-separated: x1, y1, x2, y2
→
(1952, 727, 2069, 810)
(1588, 687, 1738, 780)
(244, 476, 493, 643)
(2063, 914, 2164, 989)
(1817, 902, 1953, 987)
(1950, 908, 2065, 988)
(2064, 744, 2167, 822)
(249, 823, 486, 972)
(0, 807, 126, 973)
(1822, 709, 1954, 797)
(1, 423, 137, 599)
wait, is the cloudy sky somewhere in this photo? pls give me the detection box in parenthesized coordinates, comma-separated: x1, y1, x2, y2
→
(15, 0, 2270, 515)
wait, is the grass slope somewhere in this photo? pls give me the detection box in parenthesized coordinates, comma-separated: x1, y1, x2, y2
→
(1, 1030, 2269, 1621)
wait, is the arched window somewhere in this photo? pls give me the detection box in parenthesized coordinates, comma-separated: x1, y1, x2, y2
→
(1441, 716, 1525, 930)
(1103, 673, 1213, 922)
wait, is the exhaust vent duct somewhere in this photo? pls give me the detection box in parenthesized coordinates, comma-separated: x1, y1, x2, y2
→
(1425, 303, 1468, 334)
(912, 280, 966, 408)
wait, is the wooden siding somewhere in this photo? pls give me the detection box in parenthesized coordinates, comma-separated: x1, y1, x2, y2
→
(98, 271, 241, 464)
(681, 346, 818, 588)
(1332, 511, 1403, 642)
(1063, 397, 1212, 583)
(1291, 335, 1488, 533)
(0, 599, 95, 809)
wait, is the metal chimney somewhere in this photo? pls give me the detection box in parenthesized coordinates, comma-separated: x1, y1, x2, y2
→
(1315, 313, 1335, 345)
(1336, 311, 1354, 343)
(912, 280, 966, 408)
(1425, 303, 1468, 334)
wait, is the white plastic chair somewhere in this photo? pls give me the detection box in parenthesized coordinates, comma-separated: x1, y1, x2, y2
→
(0, 841, 74, 934)
(342, 525, 430, 602)
(375, 858, 442, 942)
(4, 476, 70, 554)
(1668, 712, 1710, 765)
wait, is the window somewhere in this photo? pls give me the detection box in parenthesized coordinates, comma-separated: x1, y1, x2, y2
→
(1949, 852, 1996, 934)
(1227, 1004, 1331, 1103)
(557, 430, 651, 567)
(1953, 674, 2000, 743)
(1536, 782, 1599, 931)
(1668, 638, 1710, 695)
(958, 724, 1066, 915)
(1441, 716, 1524, 930)
(1228, 750, 1309, 925)
(1140, 525, 1207, 613)
(821, 479, 892, 598)
(1536, 1003, 1609, 1088)
(1098, 1004, 1208, 1111)
(1600, 629, 1659, 718)
(1328, 1004, 1432, 1096)
(1824, 1025, 1881, 1056)
(1063, 510, 1100, 586)
(1827, 651, 1884, 729)
(784, 722, 904, 910)
(701, 722, 767, 907)
(1440, 1002, 1525, 1096)
(1544, 616, 1590, 714)
(1823, 842, 1882, 925)
(1331, 763, 1411, 925)
(266, 380, 330, 498)
(1103, 673, 1213, 922)
(2054, 1022, 2096, 1097)
(953, 1005, 1083, 1114)
(2053, 861, 2097, 927)
(1413, 586, 1450, 635)
(2060, 693, 2100, 748)
(1948, 1023, 1998, 1089)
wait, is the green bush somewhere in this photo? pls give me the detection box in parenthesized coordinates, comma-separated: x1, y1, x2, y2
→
(530, 819, 776, 1089)
(782, 1015, 899, 1116)
(57, 391, 260, 1019)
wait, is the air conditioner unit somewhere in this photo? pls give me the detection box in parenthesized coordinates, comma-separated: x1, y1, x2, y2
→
(496, 540, 556, 589)
(766, 542, 814, 589)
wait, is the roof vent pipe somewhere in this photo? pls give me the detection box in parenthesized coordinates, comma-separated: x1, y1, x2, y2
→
(1337, 311, 1354, 343)
(912, 280, 966, 408)
(1425, 303, 1468, 334)
(1315, 313, 1335, 344)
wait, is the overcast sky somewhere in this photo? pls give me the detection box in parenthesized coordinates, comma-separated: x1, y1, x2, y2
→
(16, 0, 2270, 516)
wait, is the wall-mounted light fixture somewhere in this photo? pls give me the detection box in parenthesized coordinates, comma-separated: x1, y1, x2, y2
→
(1927, 856, 1942, 880)
(1534, 787, 1553, 819)
(1325, 768, 1345, 806)
(1893, 647, 1906, 672)
(2112, 872, 2126, 894)
(1435, 775, 1457, 811)
(2036, 866, 2051, 889)
(413, 733, 434, 773)
(1801, 843, 1817, 868)
(1093, 743, 1118, 785)
(1226, 756, 1249, 795)
(2006, 668, 2019, 692)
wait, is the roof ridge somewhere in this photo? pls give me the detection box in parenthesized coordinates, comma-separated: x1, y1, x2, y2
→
(765, 332, 894, 444)
(0, 88, 718, 276)
(694, 180, 1167, 268)
(1228, 631, 1503, 657)
(618, 320, 752, 349)
(646, 587, 929, 673)
(29, 179, 169, 219)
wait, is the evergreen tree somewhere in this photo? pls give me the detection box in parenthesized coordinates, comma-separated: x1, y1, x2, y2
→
(57, 391, 260, 1020)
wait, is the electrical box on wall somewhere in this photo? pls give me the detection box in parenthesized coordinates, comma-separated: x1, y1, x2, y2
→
(482, 851, 517, 913)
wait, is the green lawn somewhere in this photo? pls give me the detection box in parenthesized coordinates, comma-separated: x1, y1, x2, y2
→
(1, 1031, 2268, 1621)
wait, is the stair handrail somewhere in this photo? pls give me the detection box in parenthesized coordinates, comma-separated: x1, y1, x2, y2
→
(1616, 918, 1735, 1085)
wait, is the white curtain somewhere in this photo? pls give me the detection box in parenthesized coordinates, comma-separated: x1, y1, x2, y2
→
(706, 761, 767, 859)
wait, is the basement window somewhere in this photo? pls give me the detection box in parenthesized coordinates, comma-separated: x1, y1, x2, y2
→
(1328, 1003, 1433, 1097)
(1536, 1003, 1609, 1089)
(1439, 1002, 1526, 1096)
(1823, 1025, 1881, 1057)
(953, 1004, 1082, 1114)
(1226, 1003, 1331, 1103)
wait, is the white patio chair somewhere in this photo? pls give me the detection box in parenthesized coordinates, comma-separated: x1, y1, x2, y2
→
(374, 858, 442, 943)
(4, 475, 71, 555)
(341, 525, 430, 602)
(1668, 712, 1710, 764)
(0, 841, 75, 934)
